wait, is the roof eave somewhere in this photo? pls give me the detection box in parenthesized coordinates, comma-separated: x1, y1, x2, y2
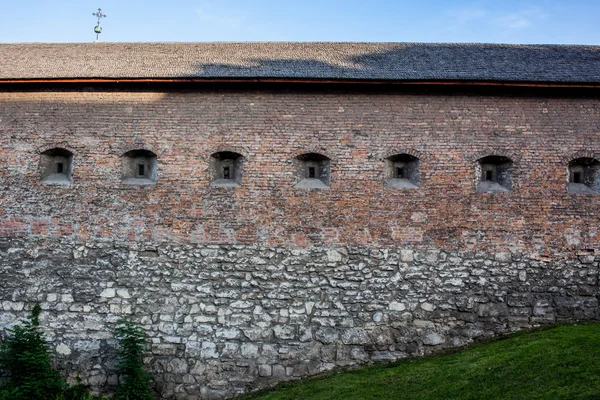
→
(0, 77, 600, 89)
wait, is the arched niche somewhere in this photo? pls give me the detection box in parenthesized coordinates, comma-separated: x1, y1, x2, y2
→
(568, 157, 600, 194)
(384, 153, 420, 189)
(40, 148, 73, 185)
(121, 149, 158, 185)
(476, 155, 513, 193)
(293, 153, 331, 189)
(209, 151, 244, 187)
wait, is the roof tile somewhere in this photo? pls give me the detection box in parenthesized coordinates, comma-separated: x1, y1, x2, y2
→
(1, 42, 599, 83)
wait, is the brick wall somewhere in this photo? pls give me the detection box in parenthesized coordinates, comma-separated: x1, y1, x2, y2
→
(0, 85, 599, 253)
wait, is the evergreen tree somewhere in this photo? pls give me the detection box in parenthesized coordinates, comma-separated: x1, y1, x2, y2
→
(113, 318, 154, 400)
(0, 304, 66, 400)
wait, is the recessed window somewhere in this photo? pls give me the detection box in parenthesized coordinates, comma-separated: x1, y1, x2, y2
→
(293, 153, 330, 189)
(40, 148, 73, 185)
(122, 149, 157, 185)
(476, 155, 513, 193)
(395, 166, 406, 179)
(209, 151, 244, 187)
(568, 158, 600, 194)
(384, 154, 419, 189)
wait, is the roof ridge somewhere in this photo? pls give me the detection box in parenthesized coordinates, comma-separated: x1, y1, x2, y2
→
(1, 41, 599, 46)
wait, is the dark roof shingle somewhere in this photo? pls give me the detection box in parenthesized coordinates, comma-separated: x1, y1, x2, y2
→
(1, 42, 600, 83)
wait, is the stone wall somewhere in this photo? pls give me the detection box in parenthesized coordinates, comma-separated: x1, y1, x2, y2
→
(1, 239, 598, 399)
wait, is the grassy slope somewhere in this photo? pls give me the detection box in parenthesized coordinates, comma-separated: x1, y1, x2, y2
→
(243, 323, 600, 400)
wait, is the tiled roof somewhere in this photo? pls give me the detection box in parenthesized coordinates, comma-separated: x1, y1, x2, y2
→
(1, 42, 600, 83)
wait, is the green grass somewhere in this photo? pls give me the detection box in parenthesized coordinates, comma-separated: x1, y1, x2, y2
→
(242, 323, 600, 400)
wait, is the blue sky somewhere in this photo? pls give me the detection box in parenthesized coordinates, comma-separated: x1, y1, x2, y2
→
(1, 0, 599, 44)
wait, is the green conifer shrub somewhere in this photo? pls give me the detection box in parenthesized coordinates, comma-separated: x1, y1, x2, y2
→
(0, 304, 66, 400)
(113, 317, 154, 400)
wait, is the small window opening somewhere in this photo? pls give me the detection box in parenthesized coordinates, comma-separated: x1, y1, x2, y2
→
(209, 151, 244, 187)
(568, 158, 600, 194)
(476, 155, 512, 193)
(40, 148, 73, 185)
(395, 166, 405, 179)
(122, 149, 157, 184)
(293, 152, 331, 189)
(384, 154, 420, 189)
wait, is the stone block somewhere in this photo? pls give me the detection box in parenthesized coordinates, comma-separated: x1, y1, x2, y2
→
(273, 325, 296, 340)
(315, 327, 339, 344)
(215, 328, 241, 339)
(258, 364, 272, 377)
(327, 249, 343, 262)
(272, 365, 286, 379)
(168, 358, 188, 374)
(99, 288, 115, 298)
(241, 343, 259, 358)
(578, 255, 596, 264)
(495, 253, 512, 263)
(201, 342, 219, 359)
(423, 330, 445, 346)
(341, 328, 372, 345)
(400, 249, 414, 262)
(389, 301, 406, 311)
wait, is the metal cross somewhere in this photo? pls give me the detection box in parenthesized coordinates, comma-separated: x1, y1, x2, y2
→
(92, 8, 107, 41)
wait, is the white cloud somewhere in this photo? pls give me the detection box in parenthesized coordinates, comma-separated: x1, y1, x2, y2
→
(446, 5, 547, 33)
(449, 8, 487, 26)
(496, 14, 532, 30)
(494, 7, 547, 31)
